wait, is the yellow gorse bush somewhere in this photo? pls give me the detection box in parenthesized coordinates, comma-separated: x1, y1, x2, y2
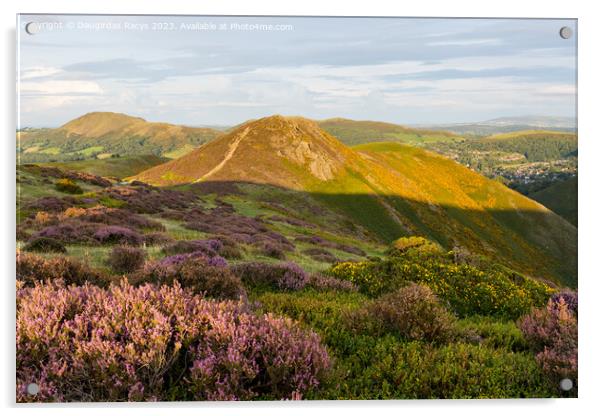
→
(329, 257, 554, 320)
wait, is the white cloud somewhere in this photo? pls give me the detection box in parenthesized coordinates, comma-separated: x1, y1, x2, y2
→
(20, 66, 62, 80)
(19, 80, 103, 95)
(427, 38, 503, 47)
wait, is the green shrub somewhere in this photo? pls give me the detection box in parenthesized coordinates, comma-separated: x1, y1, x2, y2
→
(23, 237, 66, 253)
(318, 339, 554, 399)
(54, 178, 83, 194)
(456, 315, 529, 351)
(328, 257, 553, 320)
(253, 290, 554, 399)
(348, 284, 456, 343)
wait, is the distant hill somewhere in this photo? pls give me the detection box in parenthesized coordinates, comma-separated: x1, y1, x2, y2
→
(17, 112, 223, 163)
(132, 115, 577, 286)
(418, 116, 576, 136)
(482, 116, 575, 129)
(531, 176, 578, 227)
(317, 118, 461, 146)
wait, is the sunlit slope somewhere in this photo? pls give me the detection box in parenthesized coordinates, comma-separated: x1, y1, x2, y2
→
(133, 116, 577, 286)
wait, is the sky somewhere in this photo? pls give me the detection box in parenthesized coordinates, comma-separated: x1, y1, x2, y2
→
(17, 15, 577, 127)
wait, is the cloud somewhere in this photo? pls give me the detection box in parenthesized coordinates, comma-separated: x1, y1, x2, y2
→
(20, 66, 63, 80)
(17, 16, 577, 126)
(427, 38, 503, 47)
(19, 80, 103, 95)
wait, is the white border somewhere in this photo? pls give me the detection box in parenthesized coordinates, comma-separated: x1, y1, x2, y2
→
(2, 1, 601, 415)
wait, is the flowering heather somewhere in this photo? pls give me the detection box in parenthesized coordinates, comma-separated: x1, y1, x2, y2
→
(351, 284, 457, 343)
(16, 280, 330, 402)
(16, 252, 109, 288)
(188, 311, 330, 401)
(518, 297, 578, 395)
(94, 226, 144, 246)
(158, 251, 228, 269)
(162, 239, 224, 258)
(550, 290, 578, 316)
(35, 221, 102, 244)
(104, 185, 197, 214)
(20, 164, 112, 187)
(307, 273, 358, 292)
(232, 261, 308, 291)
(60, 205, 165, 232)
(133, 256, 239, 299)
(26, 196, 76, 213)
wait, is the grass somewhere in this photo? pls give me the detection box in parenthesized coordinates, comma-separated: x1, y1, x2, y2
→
(42, 155, 167, 179)
(156, 218, 208, 240)
(164, 144, 196, 159)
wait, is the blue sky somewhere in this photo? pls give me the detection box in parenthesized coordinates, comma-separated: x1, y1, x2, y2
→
(18, 15, 577, 127)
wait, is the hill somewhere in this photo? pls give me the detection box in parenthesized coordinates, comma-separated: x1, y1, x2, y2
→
(132, 115, 577, 286)
(17, 112, 223, 162)
(531, 176, 578, 226)
(483, 116, 575, 129)
(317, 118, 461, 146)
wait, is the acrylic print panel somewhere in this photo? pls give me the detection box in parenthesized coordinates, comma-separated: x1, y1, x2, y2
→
(16, 15, 577, 402)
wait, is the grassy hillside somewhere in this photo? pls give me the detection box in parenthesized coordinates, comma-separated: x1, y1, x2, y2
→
(132, 116, 576, 286)
(531, 176, 578, 226)
(318, 118, 461, 146)
(40, 154, 168, 179)
(18, 112, 223, 163)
